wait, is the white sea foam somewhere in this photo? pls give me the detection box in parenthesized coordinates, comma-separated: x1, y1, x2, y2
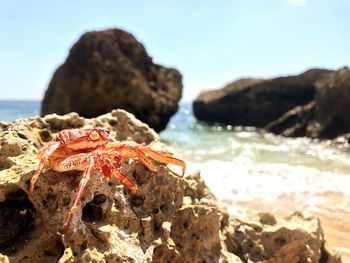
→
(160, 102, 350, 216)
(186, 160, 350, 202)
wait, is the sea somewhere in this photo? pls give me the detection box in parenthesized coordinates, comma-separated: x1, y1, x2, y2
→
(1, 100, 350, 259)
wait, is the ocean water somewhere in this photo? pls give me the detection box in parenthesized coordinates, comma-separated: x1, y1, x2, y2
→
(0, 100, 40, 122)
(1, 100, 350, 258)
(161, 103, 350, 204)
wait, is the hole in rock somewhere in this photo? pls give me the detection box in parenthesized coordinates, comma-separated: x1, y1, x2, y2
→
(0, 189, 35, 252)
(133, 171, 140, 182)
(152, 208, 160, 214)
(154, 223, 161, 232)
(39, 130, 52, 142)
(160, 204, 169, 213)
(131, 194, 144, 207)
(274, 236, 287, 247)
(108, 120, 117, 126)
(21, 146, 28, 152)
(82, 196, 104, 222)
(80, 241, 88, 251)
(17, 133, 28, 140)
(191, 233, 200, 241)
(0, 158, 15, 171)
(3, 243, 64, 263)
(93, 194, 107, 205)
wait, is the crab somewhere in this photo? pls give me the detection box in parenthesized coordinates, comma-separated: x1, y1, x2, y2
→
(29, 128, 186, 232)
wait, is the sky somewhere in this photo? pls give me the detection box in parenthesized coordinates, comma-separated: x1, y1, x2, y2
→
(0, 0, 349, 101)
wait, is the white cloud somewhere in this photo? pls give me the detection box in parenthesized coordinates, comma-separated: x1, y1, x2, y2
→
(291, 0, 306, 6)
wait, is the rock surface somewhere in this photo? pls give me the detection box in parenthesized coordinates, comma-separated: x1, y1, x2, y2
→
(225, 211, 341, 263)
(306, 68, 350, 139)
(41, 28, 183, 132)
(193, 69, 332, 127)
(0, 110, 340, 262)
(265, 67, 350, 139)
(194, 67, 350, 139)
(193, 68, 350, 140)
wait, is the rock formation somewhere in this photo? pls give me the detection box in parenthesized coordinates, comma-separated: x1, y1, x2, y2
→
(41, 29, 183, 132)
(261, 68, 350, 139)
(193, 69, 332, 127)
(0, 110, 340, 262)
(306, 68, 350, 138)
(194, 67, 350, 139)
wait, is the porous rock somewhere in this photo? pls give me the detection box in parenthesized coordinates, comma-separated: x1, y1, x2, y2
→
(224, 211, 341, 263)
(41, 28, 183, 132)
(0, 110, 339, 262)
(0, 110, 236, 262)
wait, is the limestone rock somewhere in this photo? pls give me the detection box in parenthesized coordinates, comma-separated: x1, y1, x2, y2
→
(0, 110, 339, 262)
(225, 212, 341, 263)
(41, 28, 183, 132)
(0, 110, 236, 262)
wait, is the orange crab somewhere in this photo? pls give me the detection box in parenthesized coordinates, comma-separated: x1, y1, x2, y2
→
(29, 128, 186, 232)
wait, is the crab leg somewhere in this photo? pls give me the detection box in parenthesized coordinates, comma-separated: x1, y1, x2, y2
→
(111, 145, 158, 173)
(139, 147, 186, 176)
(99, 154, 138, 193)
(63, 156, 95, 233)
(29, 141, 60, 195)
(108, 159, 138, 193)
(106, 144, 186, 176)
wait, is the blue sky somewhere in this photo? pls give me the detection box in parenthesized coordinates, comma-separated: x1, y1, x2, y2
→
(0, 0, 349, 101)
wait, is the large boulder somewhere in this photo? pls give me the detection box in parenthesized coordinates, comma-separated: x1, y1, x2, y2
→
(41, 29, 183, 132)
(0, 111, 340, 262)
(262, 67, 350, 139)
(193, 69, 332, 127)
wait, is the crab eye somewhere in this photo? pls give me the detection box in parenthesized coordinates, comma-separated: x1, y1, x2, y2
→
(89, 131, 100, 140)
